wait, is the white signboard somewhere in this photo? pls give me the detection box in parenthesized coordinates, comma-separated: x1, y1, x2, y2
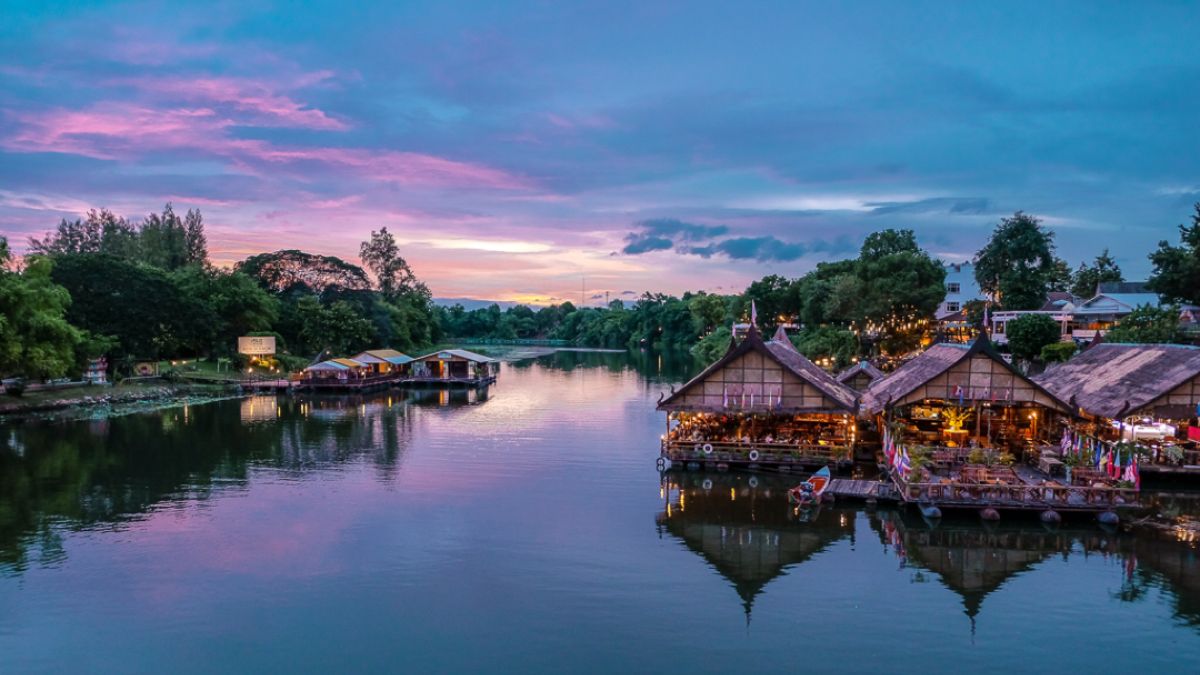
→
(238, 336, 276, 355)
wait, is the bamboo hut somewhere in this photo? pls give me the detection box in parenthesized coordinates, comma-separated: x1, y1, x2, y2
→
(658, 325, 859, 469)
(835, 361, 886, 392)
(1034, 343, 1200, 475)
(350, 349, 414, 377)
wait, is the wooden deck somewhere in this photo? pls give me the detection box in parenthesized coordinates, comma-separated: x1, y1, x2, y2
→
(889, 464, 1139, 513)
(661, 439, 849, 469)
(825, 478, 900, 502)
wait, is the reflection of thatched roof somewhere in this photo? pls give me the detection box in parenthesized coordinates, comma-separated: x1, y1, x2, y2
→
(657, 474, 854, 616)
(659, 325, 858, 413)
(869, 515, 1076, 619)
(860, 336, 1072, 415)
(1034, 343, 1200, 419)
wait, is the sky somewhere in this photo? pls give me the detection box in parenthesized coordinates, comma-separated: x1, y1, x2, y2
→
(1, 1, 1198, 304)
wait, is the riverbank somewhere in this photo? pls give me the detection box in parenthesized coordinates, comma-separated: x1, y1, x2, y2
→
(0, 380, 244, 423)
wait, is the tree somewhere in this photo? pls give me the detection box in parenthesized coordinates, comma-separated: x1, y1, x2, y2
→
(182, 208, 209, 267)
(360, 227, 419, 299)
(740, 274, 796, 329)
(692, 326, 732, 363)
(49, 254, 211, 359)
(1071, 249, 1123, 298)
(0, 248, 82, 380)
(1047, 257, 1073, 293)
(1040, 341, 1077, 363)
(688, 293, 728, 336)
(790, 326, 858, 368)
(853, 229, 945, 354)
(1105, 305, 1181, 344)
(1004, 314, 1062, 362)
(296, 297, 377, 355)
(1147, 203, 1200, 304)
(171, 267, 279, 354)
(140, 203, 191, 270)
(237, 250, 372, 295)
(974, 212, 1058, 310)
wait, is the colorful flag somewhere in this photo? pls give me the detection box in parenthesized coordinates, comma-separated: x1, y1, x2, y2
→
(751, 300, 758, 327)
(898, 448, 911, 478)
(723, 385, 728, 408)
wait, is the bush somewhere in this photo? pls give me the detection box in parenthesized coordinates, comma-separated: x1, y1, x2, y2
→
(1040, 341, 1077, 363)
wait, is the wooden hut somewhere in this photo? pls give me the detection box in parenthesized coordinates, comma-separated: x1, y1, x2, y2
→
(301, 358, 372, 389)
(1034, 343, 1200, 474)
(658, 325, 859, 469)
(835, 361, 886, 392)
(860, 337, 1140, 513)
(350, 349, 414, 377)
(409, 349, 498, 385)
(861, 336, 1073, 452)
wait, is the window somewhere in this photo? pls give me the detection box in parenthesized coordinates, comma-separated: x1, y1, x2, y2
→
(945, 302, 960, 313)
(946, 282, 961, 294)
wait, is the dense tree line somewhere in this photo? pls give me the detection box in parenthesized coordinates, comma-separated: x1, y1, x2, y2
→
(1, 209, 438, 383)
(4, 205, 1199, 384)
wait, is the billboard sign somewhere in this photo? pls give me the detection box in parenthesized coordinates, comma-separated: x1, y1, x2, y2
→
(238, 336, 277, 355)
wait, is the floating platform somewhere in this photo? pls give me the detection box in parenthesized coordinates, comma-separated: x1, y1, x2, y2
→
(824, 478, 900, 503)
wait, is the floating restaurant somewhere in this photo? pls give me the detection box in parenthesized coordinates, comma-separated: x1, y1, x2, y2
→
(657, 326, 860, 470)
(408, 349, 499, 386)
(350, 349, 414, 377)
(298, 346, 498, 390)
(861, 336, 1139, 514)
(1033, 342, 1200, 479)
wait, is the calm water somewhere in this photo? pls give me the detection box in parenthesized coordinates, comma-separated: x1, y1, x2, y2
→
(2, 352, 1199, 673)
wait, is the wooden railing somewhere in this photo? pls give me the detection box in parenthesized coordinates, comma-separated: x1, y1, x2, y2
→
(662, 439, 850, 464)
(893, 475, 1138, 508)
(302, 374, 400, 388)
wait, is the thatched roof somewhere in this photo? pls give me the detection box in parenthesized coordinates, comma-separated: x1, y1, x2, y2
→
(659, 325, 858, 413)
(836, 361, 885, 385)
(1033, 343, 1200, 419)
(860, 336, 1072, 415)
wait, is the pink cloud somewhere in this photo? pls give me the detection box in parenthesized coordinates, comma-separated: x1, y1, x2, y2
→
(124, 74, 347, 130)
(3, 104, 532, 190)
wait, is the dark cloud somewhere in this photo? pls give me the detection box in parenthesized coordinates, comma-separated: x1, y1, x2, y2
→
(684, 236, 855, 262)
(620, 234, 673, 255)
(620, 290, 636, 295)
(868, 197, 990, 215)
(621, 217, 854, 262)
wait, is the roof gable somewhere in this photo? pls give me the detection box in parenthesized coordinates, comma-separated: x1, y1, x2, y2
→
(659, 326, 858, 413)
(862, 337, 1072, 415)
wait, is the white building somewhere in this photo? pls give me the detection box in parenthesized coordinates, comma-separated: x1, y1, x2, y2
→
(937, 262, 985, 319)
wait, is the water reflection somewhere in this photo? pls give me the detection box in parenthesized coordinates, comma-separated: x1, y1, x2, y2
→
(869, 511, 1200, 630)
(656, 472, 856, 618)
(0, 386, 492, 575)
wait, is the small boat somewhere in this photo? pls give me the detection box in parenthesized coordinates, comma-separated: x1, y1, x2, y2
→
(788, 466, 831, 505)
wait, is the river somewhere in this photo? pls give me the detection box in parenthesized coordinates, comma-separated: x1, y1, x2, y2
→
(1, 351, 1198, 673)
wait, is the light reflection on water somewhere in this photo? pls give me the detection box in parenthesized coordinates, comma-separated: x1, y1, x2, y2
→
(0, 351, 1198, 673)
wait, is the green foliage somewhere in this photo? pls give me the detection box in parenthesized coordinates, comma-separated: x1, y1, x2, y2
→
(359, 227, 422, 299)
(49, 254, 213, 360)
(171, 267, 280, 354)
(1105, 304, 1182, 344)
(0, 253, 83, 379)
(1147, 203, 1200, 304)
(30, 204, 209, 271)
(1040, 341, 1078, 363)
(1005, 313, 1062, 362)
(236, 249, 372, 295)
(1071, 248, 1123, 298)
(974, 212, 1058, 310)
(691, 326, 733, 363)
(296, 297, 377, 355)
(790, 326, 858, 368)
